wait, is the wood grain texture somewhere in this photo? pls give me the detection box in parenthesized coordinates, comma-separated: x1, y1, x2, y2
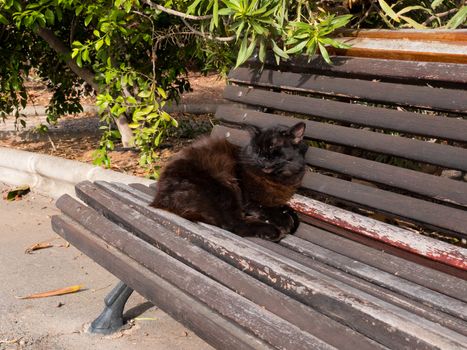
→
(223, 86, 467, 142)
(250, 237, 467, 337)
(293, 224, 467, 302)
(338, 29, 467, 42)
(253, 54, 467, 85)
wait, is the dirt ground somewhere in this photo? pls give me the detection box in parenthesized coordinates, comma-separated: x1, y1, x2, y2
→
(0, 72, 225, 177)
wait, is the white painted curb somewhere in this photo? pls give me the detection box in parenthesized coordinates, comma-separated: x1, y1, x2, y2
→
(0, 147, 155, 199)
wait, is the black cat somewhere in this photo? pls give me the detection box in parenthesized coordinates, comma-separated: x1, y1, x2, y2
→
(151, 122, 308, 241)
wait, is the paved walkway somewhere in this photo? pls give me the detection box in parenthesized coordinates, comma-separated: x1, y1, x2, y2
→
(0, 184, 212, 350)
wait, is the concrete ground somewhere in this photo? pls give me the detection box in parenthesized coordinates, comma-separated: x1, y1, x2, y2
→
(0, 183, 212, 350)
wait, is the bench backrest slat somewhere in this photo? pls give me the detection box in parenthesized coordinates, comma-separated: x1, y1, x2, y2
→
(228, 67, 467, 113)
(256, 55, 467, 85)
(216, 105, 467, 171)
(223, 86, 467, 142)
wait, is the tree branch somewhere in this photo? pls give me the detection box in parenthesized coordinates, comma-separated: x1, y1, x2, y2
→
(36, 28, 98, 91)
(142, 0, 213, 20)
(181, 18, 236, 42)
(36, 28, 135, 147)
(422, 8, 459, 26)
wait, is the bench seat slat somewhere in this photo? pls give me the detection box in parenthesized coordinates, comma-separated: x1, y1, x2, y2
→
(212, 125, 467, 207)
(302, 172, 467, 237)
(215, 106, 467, 171)
(279, 235, 467, 320)
(73, 181, 467, 350)
(51, 215, 271, 350)
(250, 237, 467, 337)
(223, 86, 467, 142)
(228, 67, 467, 113)
(255, 54, 467, 85)
(55, 194, 333, 350)
(292, 224, 467, 302)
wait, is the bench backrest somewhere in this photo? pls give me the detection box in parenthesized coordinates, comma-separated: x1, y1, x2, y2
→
(212, 52, 467, 243)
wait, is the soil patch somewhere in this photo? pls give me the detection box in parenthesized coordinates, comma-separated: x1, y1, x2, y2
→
(1, 72, 223, 177)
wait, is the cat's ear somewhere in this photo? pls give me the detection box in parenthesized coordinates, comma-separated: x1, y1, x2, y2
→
(289, 122, 306, 144)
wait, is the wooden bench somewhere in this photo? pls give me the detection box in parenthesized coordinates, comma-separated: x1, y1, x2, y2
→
(52, 35, 467, 349)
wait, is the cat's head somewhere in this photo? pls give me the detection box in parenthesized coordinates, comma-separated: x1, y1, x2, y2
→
(242, 122, 308, 178)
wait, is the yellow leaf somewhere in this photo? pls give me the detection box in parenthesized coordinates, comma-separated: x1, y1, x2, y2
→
(378, 0, 400, 22)
(16, 285, 84, 299)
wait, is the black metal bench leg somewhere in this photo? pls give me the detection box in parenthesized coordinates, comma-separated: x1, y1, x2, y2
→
(89, 281, 134, 334)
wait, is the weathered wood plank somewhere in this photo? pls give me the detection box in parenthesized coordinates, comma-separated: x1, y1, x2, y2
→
(288, 195, 467, 273)
(339, 29, 467, 42)
(228, 67, 467, 113)
(254, 54, 467, 85)
(301, 172, 467, 238)
(279, 235, 467, 320)
(75, 181, 467, 349)
(293, 224, 467, 302)
(56, 191, 380, 350)
(223, 86, 467, 142)
(216, 105, 467, 171)
(249, 237, 467, 337)
(212, 125, 467, 208)
(55, 195, 333, 350)
(331, 37, 467, 64)
(51, 215, 272, 350)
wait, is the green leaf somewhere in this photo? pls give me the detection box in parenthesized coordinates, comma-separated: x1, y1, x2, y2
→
(378, 0, 400, 22)
(105, 35, 111, 46)
(84, 14, 92, 26)
(318, 42, 332, 65)
(95, 39, 104, 50)
(286, 39, 308, 54)
(138, 90, 151, 98)
(0, 14, 9, 25)
(446, 6, 467, 29)
(126, 95, 137, 104)
(271, 40, 289, 59)
(399, 15, 426, 29)
(431, 0, 444, 10)
(235, 35, 249, 67)
(44, 9, 54, 25)
(157, 87, 167, 99)
(213, 0, 219, 28)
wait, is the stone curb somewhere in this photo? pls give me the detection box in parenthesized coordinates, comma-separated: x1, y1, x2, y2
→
(0, 147, 155, 199)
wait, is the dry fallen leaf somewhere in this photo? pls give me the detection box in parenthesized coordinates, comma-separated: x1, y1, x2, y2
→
(24, 242, 54, 254)
(16, 284, 84, 299)
(3, 185, 31, 201)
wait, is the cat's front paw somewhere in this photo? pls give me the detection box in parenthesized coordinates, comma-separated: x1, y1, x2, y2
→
(255, 223, 283, 242)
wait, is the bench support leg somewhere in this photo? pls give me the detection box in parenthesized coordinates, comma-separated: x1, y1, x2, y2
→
(89, 281, 134, 334)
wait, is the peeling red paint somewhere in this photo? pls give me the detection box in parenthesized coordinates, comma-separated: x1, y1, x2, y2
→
(289, 197, 467, 271)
